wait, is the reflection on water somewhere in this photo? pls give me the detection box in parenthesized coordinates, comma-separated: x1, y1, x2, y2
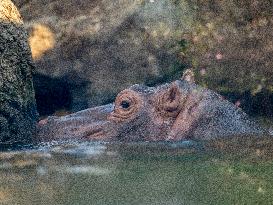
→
(0, 136, 273, 205)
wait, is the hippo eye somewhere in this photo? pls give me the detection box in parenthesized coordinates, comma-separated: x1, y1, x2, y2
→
(120, 100, 131, 109)
(108, 89, 142, 122)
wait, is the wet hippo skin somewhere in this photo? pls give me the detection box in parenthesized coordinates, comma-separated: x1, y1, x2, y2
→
(37, 71, 263, 142)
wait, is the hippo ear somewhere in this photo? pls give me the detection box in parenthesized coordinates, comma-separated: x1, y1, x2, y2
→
(157, 83, 182, 117)
(181, 69, 195, 83)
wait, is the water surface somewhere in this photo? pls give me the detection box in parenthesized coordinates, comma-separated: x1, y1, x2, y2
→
(0, 136, 273, 205)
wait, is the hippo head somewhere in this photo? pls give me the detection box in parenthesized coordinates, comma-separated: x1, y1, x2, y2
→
(37, 70, 261, 142)
(37, 81, 192, 142)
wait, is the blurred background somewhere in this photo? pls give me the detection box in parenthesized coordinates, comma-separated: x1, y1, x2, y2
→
(13, 0, 273, 120)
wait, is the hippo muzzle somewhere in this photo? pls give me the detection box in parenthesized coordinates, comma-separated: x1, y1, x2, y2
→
(37, 103, 118, 142)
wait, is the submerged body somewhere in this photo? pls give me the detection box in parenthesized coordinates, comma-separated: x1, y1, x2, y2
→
(37, 76, 263, 142)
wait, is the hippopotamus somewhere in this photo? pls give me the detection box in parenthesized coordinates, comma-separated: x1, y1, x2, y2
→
(36, 70, 263, 142)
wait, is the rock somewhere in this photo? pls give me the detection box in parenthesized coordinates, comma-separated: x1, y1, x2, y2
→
(0, 0, 38, 146)
(13, 0, 192, 114)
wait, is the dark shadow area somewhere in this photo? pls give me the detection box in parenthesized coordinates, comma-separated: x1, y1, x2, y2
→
(33, 73, 92, 116)
(221, 90, 273, 118)
(33, 74, 72, 116)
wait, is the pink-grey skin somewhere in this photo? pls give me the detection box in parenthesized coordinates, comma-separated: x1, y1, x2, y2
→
(36, 78, 263, 142)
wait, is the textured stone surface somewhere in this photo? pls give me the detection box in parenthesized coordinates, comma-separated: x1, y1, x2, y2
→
(13, 0, 191, 114)
(0, 0, 37, 145)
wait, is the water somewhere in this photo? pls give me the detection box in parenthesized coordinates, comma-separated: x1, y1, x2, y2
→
(0, 136, 273, 205)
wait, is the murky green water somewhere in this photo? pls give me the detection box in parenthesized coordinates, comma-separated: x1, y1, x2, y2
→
(1, 136, 273, 205)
